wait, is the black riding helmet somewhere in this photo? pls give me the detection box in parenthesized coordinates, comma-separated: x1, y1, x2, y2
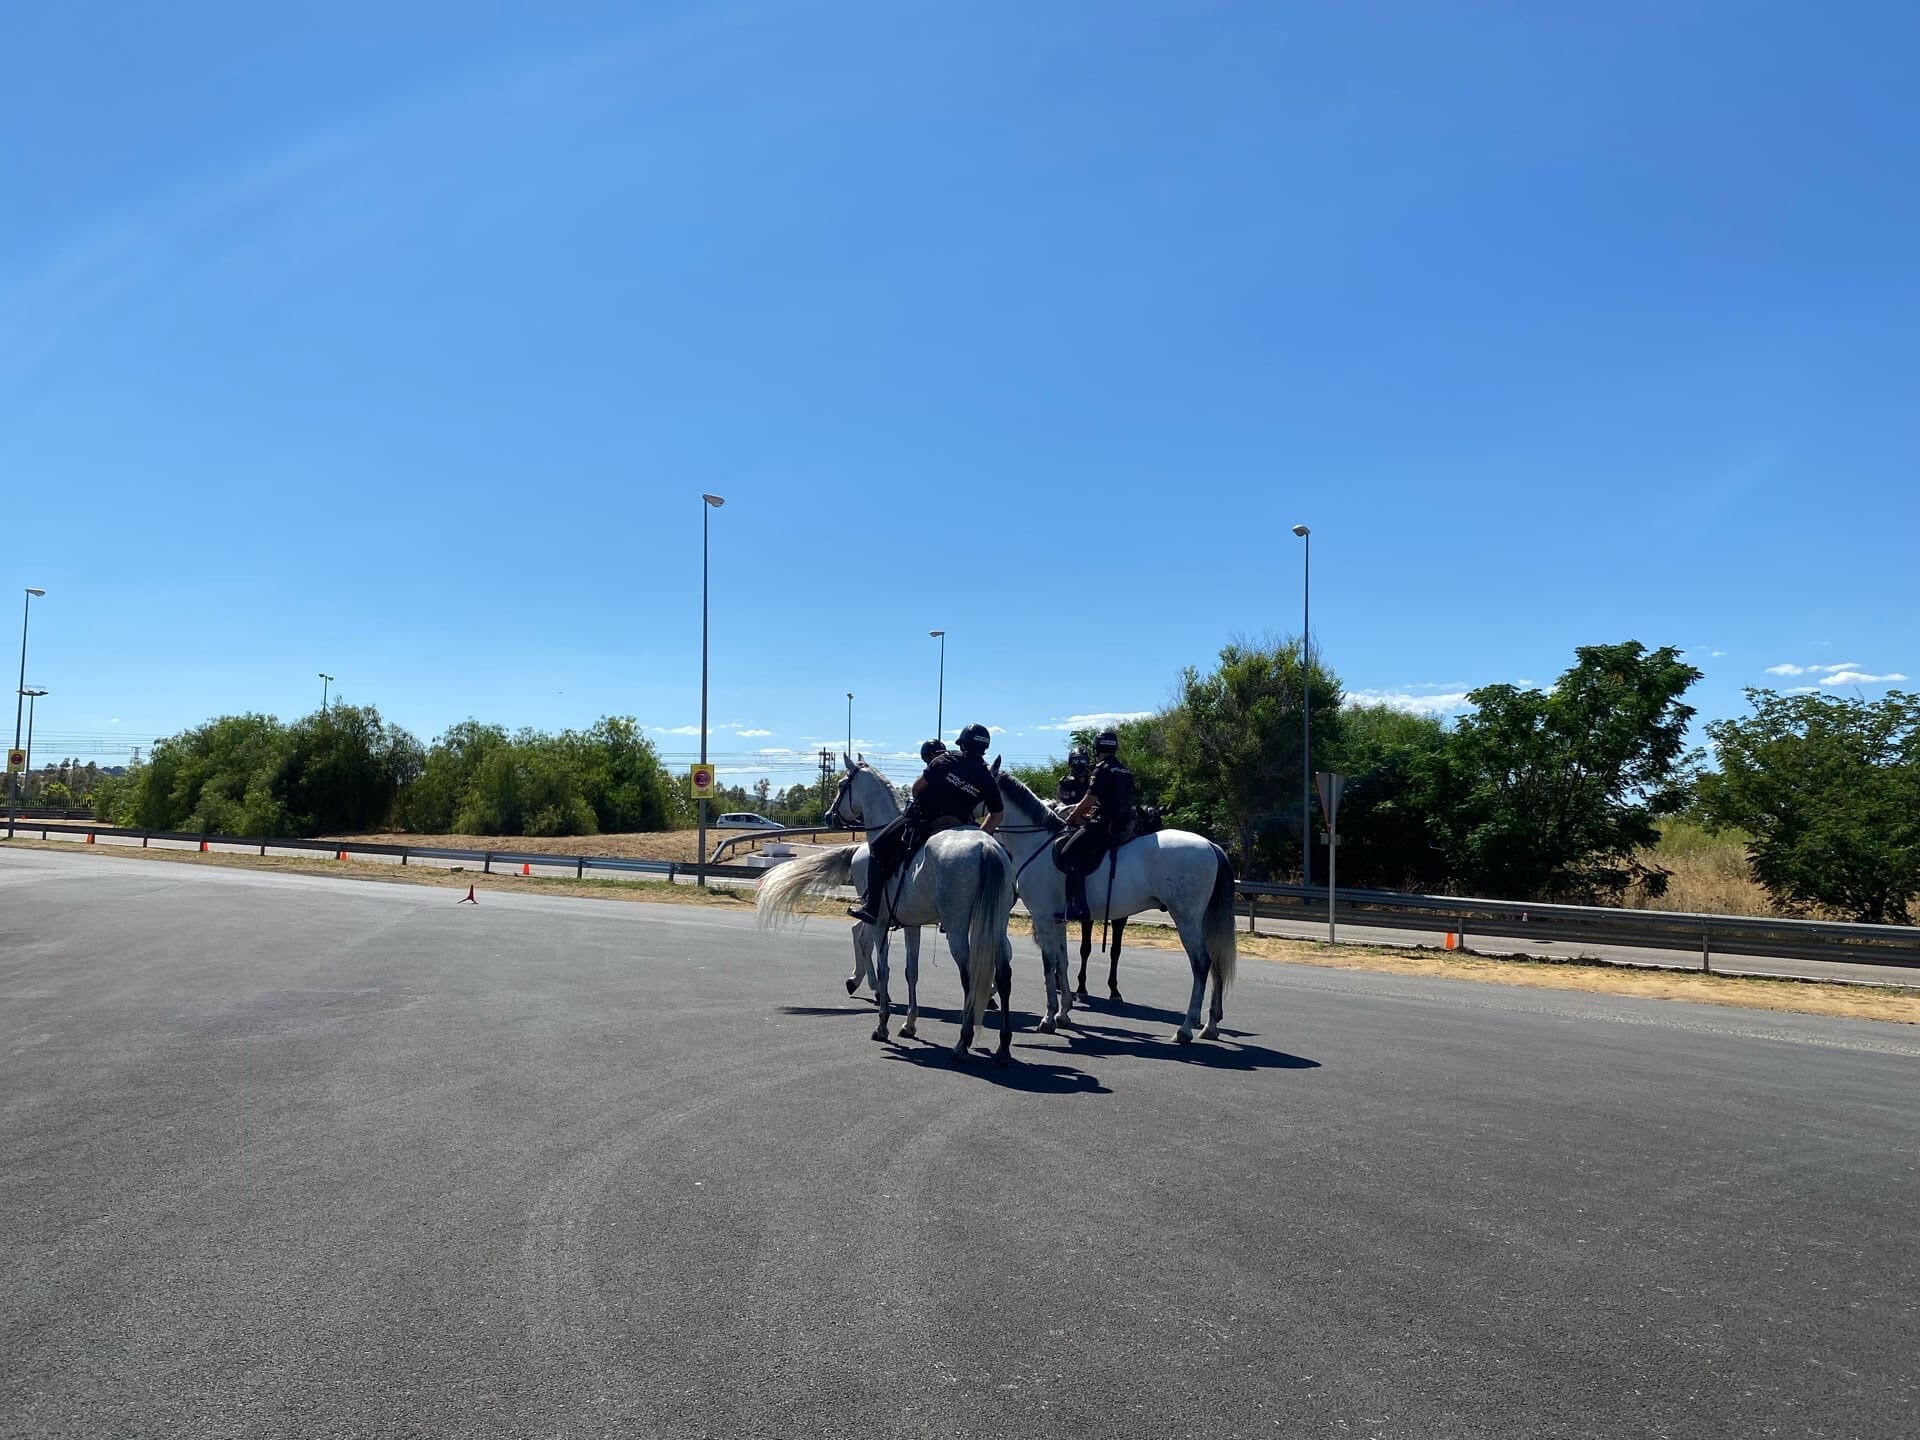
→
(1067, 747, 1089, 770)
(919, 738, 947, 763)
(1094, 729, 1120, 756)
(955, 722, 992, 757)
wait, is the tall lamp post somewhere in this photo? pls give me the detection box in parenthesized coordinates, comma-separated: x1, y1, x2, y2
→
(9, 586, 46, 838)
(1292, 524, 1312, 886)
(21, 687, 46, 807)
(319, 672, 334, 716)
(698, 493, 725, 887)
(929, 630, 946, 739)
(846, 692, 853, 758)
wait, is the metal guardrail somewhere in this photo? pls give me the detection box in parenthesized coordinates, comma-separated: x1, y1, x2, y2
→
(1237, 880, 1920, 971)
(707, 825, 856, 863)
(5, 821, 776, 884)
(12, 819, 1919, 972)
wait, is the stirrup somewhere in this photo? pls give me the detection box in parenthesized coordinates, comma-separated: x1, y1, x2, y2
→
(847, 903, 877, 924)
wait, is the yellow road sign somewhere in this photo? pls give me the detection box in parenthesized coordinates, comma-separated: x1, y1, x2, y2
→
(5, 749, 23, 773)
(689, 764, 714, 798)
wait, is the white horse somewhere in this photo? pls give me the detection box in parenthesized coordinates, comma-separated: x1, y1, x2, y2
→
(758, 764, 1018, 1063)
(823, 758, 928, 1017)
(993, 772, 1238, 1043)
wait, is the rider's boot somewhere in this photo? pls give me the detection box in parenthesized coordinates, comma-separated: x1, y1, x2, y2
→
(848, 858, 890, 924)
(1059, 870, 1091, 924)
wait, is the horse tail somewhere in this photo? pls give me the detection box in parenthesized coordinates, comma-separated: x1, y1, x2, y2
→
(1203, 843, 1237, 996)
(965, 839, 1015, 1024)
(755, 845, 858, 928)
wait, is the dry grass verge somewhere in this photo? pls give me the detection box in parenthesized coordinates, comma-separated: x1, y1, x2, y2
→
(12, 838, 1917, 1026)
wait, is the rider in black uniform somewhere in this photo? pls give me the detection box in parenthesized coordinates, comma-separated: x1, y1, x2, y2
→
(1055, 747, 1090, 808)
(847, 723, 1003, 925)
(1056, 729, 1135, 923)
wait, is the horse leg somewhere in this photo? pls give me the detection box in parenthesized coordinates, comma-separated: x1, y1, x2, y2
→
(847, 923, 871, 997)
(1075, 919, 1091, 1001)
(947, 927, 976, 1062)
(1204, 955, 1227, 1041)
(1170, 912, 1209, 1045)
(900, 927, 921, 1040)
(1107, 917, 1126, 1003)
(1030, 917, 1070, 1034)
(994, 935, 1013, 1065)
(870, 927, 893, 1043)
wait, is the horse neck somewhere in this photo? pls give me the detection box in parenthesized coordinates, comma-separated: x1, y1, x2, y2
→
(854, 771, 901, 830)
(994, 790, 1056, 864)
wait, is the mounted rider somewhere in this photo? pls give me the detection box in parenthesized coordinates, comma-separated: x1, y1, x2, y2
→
(1054, 746, 1091, 808)
(847, 723, 1003, 925)
(1055, 728, 1135, 923)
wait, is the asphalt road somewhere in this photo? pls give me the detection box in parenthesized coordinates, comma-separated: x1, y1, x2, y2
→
(2, 847, 1916, 1439)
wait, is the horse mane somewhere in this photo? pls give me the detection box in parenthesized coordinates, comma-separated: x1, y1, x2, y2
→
(994, 771, 1065, 833)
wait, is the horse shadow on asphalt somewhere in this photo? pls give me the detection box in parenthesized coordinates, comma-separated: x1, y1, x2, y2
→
(776, 1000, 1316, 1081)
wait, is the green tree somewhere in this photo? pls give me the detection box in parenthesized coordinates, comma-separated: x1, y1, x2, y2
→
(1154, 637, 1341, 877)
(1438, 642, 1701, 900)
(562, 717, 673, 832)
(1328, 704, 1456, 892)
(128, 713, 296, 835)
(1699, 689, 1920, 923)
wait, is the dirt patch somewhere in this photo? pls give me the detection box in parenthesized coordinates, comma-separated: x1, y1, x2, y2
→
(14, 838, 1918, 1026)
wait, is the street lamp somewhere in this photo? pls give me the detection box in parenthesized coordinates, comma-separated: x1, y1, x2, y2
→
(698, 493, 725, 887)
(846, 692, 853, 757)
(1292, 524, 1312, 886)
(319, 673, 334, 715)
(9, 587, 46, 838)
(929, 630, 946, 739)
(21, 688, 47, 807)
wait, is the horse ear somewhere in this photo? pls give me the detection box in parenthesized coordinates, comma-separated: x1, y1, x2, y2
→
(990, 755, 1002, 776)
(843, 751, 856, 773)
(856, 751, 865, 765)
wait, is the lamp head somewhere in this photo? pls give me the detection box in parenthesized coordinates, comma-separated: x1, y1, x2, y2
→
(25, 587, 45, 597)
(1291, 524, 1309, 538)
(702, 494, 725, 508)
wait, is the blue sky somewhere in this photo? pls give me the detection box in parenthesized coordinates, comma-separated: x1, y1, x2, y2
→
(5, 0, 1916, 787)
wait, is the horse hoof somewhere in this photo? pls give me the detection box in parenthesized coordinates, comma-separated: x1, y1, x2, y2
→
(1173, 1029, 1193, 1045)
(900, 1021, 917, 1039)
(986, 996, 1000, 1012)
(1110, 990, 1124, 1004)
(844, 977, 860, 996)
(951, 1043, 970, 1063)
(994, 1047, 1011, 1067)
(872, 1025, 888, 1043)
(1036, 1017, 1057, 1035)
(1074, 988, 1089, 1003)
(1201, 1022, 1221, 1040)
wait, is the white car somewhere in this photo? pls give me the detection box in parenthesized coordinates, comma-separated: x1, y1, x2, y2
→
(714, 812, 783, 830)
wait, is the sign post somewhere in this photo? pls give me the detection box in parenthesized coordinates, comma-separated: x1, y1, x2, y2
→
(690, 763, 716, 883)
(1315, 771, 1344, 945)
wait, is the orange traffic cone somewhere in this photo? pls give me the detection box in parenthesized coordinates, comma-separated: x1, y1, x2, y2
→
(86, 832, 95, 845)
(1443, 932, 1457, 950)
(337, 850, 347, 861)
(520, 862, 530, 876)
(198, 839, 208, 853)
(459, 885, 478, 904)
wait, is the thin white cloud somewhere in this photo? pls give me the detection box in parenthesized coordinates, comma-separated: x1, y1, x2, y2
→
(1344, 689, 1474, 716)
(756, 747, 799, 756)
(649, 724, 702, 736)
(733, 728, 772, 737)
(1785, 686, 1821, 695)
(1035, 711, 1153, 732)
(1811, 662, 1861, 674)
(1819, 670, 1907, 687)
(1765, 664, 1807, 676)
